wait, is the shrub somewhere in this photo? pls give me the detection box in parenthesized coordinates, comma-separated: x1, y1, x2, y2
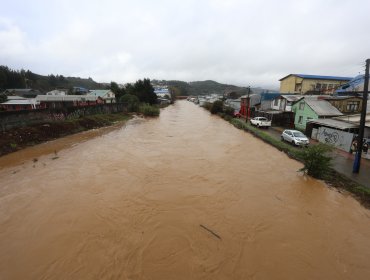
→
(298, 143, 333, 179)
(210, 100, 223, 114)
(120, 94, 140, 112)
(202, 102, 212, 111)
(139, 103, 160, 117)
(223, 106, 235, 116)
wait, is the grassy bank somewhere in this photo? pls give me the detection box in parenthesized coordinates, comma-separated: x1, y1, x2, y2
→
(223, 116, 370, 208)
(0, 113, 131, 157)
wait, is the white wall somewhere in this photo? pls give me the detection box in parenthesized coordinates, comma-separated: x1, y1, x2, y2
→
(317, 127, 354, 152)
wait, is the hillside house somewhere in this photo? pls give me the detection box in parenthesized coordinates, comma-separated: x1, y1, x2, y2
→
(270, 95, 303, 112)
(46, 89, 67, 96)
(292, 97, 343, 130)
(0, 96, 40, 111)
(279, 74, 352, 95)
(325, 96, 363, 114)
(36, 95, 103, 109)
(88, 90, 116, 103)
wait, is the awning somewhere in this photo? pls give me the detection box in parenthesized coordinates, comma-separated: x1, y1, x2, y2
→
(307, 118, 358, 130)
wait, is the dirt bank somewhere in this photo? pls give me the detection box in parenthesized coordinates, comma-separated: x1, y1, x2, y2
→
(0, 113, 131, 157)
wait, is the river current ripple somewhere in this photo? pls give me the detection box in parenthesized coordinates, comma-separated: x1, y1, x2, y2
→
(1, 101, 370, 279)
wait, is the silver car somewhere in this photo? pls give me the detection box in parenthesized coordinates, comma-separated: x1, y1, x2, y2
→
(281, 129, 309, 146)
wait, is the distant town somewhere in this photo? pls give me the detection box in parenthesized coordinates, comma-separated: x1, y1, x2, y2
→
(0, 66, 369, 160)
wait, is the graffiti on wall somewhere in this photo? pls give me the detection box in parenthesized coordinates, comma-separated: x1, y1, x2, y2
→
(317, 127, 354, 152)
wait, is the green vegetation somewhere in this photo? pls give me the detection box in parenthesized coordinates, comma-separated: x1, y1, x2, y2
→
(10, 143, 17, 149)
(210, 100, 224, 114)
(154, 79, 263, 97)
(203, 101, 235, 117)
(202, 102, 213, 111)
(166, 80, 190, 96)
(297, 144, 333, 178)
(0, 93, 7, 103)
(120, 94, 140, 112)
(139, 104, 160, 117)
(221, 117, 370, 208)
(110, 81, 126, 102)
(130, 79, 157, 105)
(230, 118, 300, 158)
(0, 65, 103, 92)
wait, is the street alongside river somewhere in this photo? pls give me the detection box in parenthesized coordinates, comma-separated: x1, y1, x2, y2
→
(1, 100, 370, 279)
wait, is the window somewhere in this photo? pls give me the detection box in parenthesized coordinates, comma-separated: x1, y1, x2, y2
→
(316, 83, 321, 90)
(346, 101, 360, 112)
(328, 84, 333, 89)
(299, 102, 305, 110)
(298, 116, 303, 124)
(322, 84, 327, 90)
(274, 98, 279, 106)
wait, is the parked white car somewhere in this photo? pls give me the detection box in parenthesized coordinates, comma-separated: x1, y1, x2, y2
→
(250, 117, 271, 128)
(281, 130, 309, 146)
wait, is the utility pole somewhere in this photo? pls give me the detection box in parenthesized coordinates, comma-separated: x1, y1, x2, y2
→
(353, 59, 369, 173)
(245, 86, 251, 123)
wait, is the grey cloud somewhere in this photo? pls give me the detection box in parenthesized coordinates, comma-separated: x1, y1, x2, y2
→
(0, 0, 369, 88)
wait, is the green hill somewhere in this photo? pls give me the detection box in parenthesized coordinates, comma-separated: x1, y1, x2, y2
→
(0, 66, 105, 93)
(153, 79, 265, 97)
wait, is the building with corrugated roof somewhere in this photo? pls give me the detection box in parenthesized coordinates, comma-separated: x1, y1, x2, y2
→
(87, 90, 115, 103)
(2, 89, 42, 98)
(325, 96, 363, 114)
(279, 74, 352, 95)
(270, 94, 303, 112)
(292, 96, 343, 130)
(36, 95, 103, 109)
(0, 98, 40, 111)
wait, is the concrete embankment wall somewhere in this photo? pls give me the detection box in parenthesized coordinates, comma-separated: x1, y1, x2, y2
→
(0, 103, 127, 131)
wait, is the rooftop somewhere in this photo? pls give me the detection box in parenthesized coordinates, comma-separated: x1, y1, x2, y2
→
(36, 95, 99, 102)
(305, 99, 343, 116)
(88, 90, 112, 98)
(279, 74, 353, 81)
(334, 113, 370, 127)
(279, 95, 304, 102)
(1, 99, 38, 105)
(307, 118, 358, 130)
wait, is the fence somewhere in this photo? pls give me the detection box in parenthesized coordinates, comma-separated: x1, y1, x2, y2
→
(0, 103, 127, 131)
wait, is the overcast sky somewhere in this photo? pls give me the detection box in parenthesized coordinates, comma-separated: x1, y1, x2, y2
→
(0, 0, 369, 89)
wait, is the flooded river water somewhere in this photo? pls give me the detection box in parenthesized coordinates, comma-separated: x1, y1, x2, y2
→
(1, 101, 370, 279)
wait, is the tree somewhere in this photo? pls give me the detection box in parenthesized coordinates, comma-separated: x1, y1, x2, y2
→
(48, 74, 57, 87)
(298, 144, 333, 179)
(120, 94, 140, 112)
(210, 100, 223, 114)
(132, 78, 157, 105)
(110, 81, 126, 102)
(0, 69, 7, 90)
(169, 86, 180, 104)
(0, 93, 7, 103)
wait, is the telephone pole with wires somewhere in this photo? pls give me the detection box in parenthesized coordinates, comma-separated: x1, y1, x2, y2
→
(353, 59, 369, 173)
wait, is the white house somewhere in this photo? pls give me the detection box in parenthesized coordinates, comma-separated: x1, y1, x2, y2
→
(271, 95, 303, 112)
(88, 90, 116, 103)
(46, 89, 67, 96)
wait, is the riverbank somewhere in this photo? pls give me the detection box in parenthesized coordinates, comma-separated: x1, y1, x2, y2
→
(0, 113, 131, 157)
(217, 113, 370, 208)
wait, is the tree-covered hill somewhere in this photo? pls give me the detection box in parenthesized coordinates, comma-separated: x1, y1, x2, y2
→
(0, 66, 104, 93)
(152, 79, 266, 97)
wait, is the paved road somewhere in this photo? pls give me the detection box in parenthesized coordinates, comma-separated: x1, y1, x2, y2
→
(264, 125, 370, 188)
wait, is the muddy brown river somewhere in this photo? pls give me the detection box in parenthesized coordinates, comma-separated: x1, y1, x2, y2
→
(1, 101, 370, 279)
